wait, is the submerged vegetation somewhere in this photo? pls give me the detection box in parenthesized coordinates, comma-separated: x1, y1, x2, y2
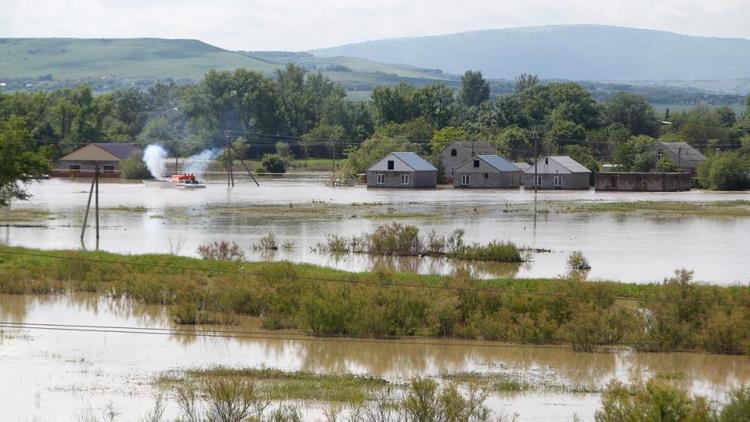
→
(557, 200, 750, 217)
(2, 246, 750, 355)
(314, 224, 523, 263)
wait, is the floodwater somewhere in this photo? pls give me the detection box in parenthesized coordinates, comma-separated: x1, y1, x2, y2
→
(2, 293, 749, 421)
(3, 178, 750, 284)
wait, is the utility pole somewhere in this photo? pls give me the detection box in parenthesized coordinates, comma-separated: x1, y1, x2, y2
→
(80, 162, 100, 250)
(95, 164, 99, 249)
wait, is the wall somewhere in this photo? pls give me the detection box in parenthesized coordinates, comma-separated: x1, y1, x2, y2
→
(595, 172, 692, 191)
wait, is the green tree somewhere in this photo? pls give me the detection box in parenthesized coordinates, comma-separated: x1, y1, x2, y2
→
(260, 154, 286, 173)
(696, 152, 750, 190)
(601, 92, 659, 136)
(414, 83, 456, 128)
(0, 116, 50, 205)
(431, 127, 466, 156)
(656, 156, 679, 172)
(301, 123, 345, 158)
(492, 126, 532, 160)
(612, 135, 658, 171)
(371, 82, 418, 124)
(458, 70, 490, 106)
(120, 151, 151, 180)
(514, 73, 539, 94)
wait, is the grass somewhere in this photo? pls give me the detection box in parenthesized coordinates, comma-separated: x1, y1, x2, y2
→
(2, 246, 750, 355)
(557, 200, 750, 217)
(0, 208, 58, 223)
(164, 367, 388, 403)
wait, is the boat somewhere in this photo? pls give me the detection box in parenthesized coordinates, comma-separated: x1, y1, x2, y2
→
(170, 173, 206, 189)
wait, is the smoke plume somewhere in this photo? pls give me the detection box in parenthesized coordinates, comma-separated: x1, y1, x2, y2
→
(143, 144, 168, 179)
(184, 148, 220, 178)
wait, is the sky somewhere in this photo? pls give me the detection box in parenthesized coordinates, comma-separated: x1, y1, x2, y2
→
(1, 0, 749, 51)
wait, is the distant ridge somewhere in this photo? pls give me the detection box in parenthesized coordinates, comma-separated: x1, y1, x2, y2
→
(310, 24, 750, 81)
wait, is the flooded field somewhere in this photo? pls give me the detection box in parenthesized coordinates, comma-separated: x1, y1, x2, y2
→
(2, 293, 749, 421)
(4, 178, 750, 284)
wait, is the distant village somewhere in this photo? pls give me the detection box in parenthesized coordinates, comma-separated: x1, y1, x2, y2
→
(56, 139, 706, 192)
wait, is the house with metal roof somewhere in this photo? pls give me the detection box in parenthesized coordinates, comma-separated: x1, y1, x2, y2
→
(57, 143, 142, 177)
(453, 155, 522, 188)
(440, 141, 497, 179)
(366, 152, 437, 188)
(523, 156, 591, 190)
(649, 142, 706, 173)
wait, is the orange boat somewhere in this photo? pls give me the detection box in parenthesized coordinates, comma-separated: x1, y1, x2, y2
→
(169, 173, 206, 189)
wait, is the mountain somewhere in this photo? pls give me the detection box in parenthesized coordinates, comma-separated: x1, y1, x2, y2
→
(310, 25, 750, 82)
(0, 38, 454, 89)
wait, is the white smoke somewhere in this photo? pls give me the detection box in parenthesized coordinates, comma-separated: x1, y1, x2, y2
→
(184, 148, 220, 178)
(143, 144, 168, 179)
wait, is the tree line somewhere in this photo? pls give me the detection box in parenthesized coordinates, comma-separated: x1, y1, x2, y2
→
(2, 65, 750, 203)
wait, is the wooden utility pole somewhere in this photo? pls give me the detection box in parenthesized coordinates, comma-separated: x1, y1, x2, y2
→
(81, 163, 100, 250)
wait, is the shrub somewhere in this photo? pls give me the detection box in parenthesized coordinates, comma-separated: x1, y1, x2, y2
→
(261, 154, 286, 173)
(595, 380, 713, 422)
(120, 151, 152, 180)
(567, 251, 591, 270)
(254, 233, 279, 251)
(197, 241, 245, 261)
(697, 152, 750, 190)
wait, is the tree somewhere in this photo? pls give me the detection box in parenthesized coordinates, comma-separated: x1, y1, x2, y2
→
(260, 154, 286, 173)
(414, 83, 456, 128)
(655, 157, 679, 172)
(491, 126, 532, 160)
(514, 73, 539, 93)
(0, 116, 50, 206)
(371, 83, 418, 124)
(458, 70, 490, 106)
(612, 135, 658, 171)
(696, 152, 750, 190)
(431, 127, 466, 156)
(120, 151, 152, 180)
(601, 92, 659, 136)
(301, 123, 345, 158)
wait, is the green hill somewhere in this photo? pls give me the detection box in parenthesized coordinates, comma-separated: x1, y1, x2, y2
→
(0, 38, 455, 89)
(0, 38, 281, 80)
(311, 25, 750, 84)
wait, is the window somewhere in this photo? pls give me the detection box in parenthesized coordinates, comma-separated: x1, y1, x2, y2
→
(508, 175, 514, 185)
(656, 152, 663, 161)
(387, 160, 394, 170)
(400, 174, 409, 185)
(69, 164, 81, 170)
(103, 165, 115, 172)
(473, 159, 480, 168)
(535, 175, 543, 186)
(450, 149, 457, 157)
(553, 175, 562, 187)
(484, 173, 489, 179)
(461, 174, 470, 186)
(376, 174, 385, 185)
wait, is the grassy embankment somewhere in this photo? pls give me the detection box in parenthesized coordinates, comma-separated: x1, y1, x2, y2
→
(556, 200, 750, 217)
(1, 246, 750, 355)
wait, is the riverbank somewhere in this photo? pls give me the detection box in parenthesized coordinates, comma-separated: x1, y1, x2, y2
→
(2, 246, 749, 355)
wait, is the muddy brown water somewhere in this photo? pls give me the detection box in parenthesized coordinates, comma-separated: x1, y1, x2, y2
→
(3, 178, 750, 284)
(1, 293, 749, 421)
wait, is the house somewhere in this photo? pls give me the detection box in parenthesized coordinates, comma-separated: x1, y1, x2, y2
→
(56, 143, 141, 177)
(649, 142, 706, 173)
(440, 141, 497, 178)
(453, 155, 522, 188)
(595, 172, 692, 192)
(514, 162, 531, 172)
(522, 156, 591, 190)
(366, 152, 437, 188)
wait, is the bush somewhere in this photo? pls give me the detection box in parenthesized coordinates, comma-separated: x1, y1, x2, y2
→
(261, 154, 286, 173)
(120, 151, 152, 180)
(197, 241, 245, 261)
(567, 251, 591, 270)
(595, 380, 713, 422)
(697, 152, 750, 190)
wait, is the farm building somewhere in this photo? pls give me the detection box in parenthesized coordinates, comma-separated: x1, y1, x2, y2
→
(56, 143, 141, 177)
(453, 155, 522, 188)
(595, 172, 692, 192)
(523, 156, 591, 190)
(649, 142, 706, 173)
(440, 141, 497, 178)
(366, 152, 437, 188)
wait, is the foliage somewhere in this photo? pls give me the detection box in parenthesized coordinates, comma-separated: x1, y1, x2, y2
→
(260, 154, 286, 173)
(595, 380, 713, 422)
(601, 92, 659, 136)
(0, 116, 50, 206)
(459, 70, 490, 107)
(567, 251, 591, 270)
(696, 152, 750, 190)
(431, 127, 467, 157)
(655, 156, 679, 172)
(196, 241, 246, 261)
(120, 151, 152, 180)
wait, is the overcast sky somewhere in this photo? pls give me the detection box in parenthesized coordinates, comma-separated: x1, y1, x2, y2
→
(1, 0, 748, 51)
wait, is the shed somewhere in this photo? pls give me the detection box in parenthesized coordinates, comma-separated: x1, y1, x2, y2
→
(595, 172, 692, 192)
(649, 142, 706, 173)
(366, 152, 437, 188)
(57, 143, 141, 177)
(440, 141, 497, 178)
(523, 156, 591, 190)
(453, 155, 522, 188)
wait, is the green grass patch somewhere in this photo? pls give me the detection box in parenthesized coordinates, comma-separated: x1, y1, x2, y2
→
(0, 208, 58, 223)
(557, 200, 750, 217)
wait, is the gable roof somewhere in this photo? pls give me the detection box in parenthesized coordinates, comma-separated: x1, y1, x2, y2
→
(446, 140, 497, 155)
(653, 142, 706, 163)
(59, 143, 141, 162)
(391, 152, 437, 171)
(477, 155, 521, 172)
(524, 156, 591, 174)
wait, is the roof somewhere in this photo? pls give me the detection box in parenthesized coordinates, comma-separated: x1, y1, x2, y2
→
(93, 143, 141, 160)
(392, 152, 437, 171)
(477, 155, 521, 172)
(59, 143, 141, 162)
(653, 142, 706, 163)
(514, 162, 531, 170)
(524, 156, 591, 174)
(447, 141, 497, 155)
